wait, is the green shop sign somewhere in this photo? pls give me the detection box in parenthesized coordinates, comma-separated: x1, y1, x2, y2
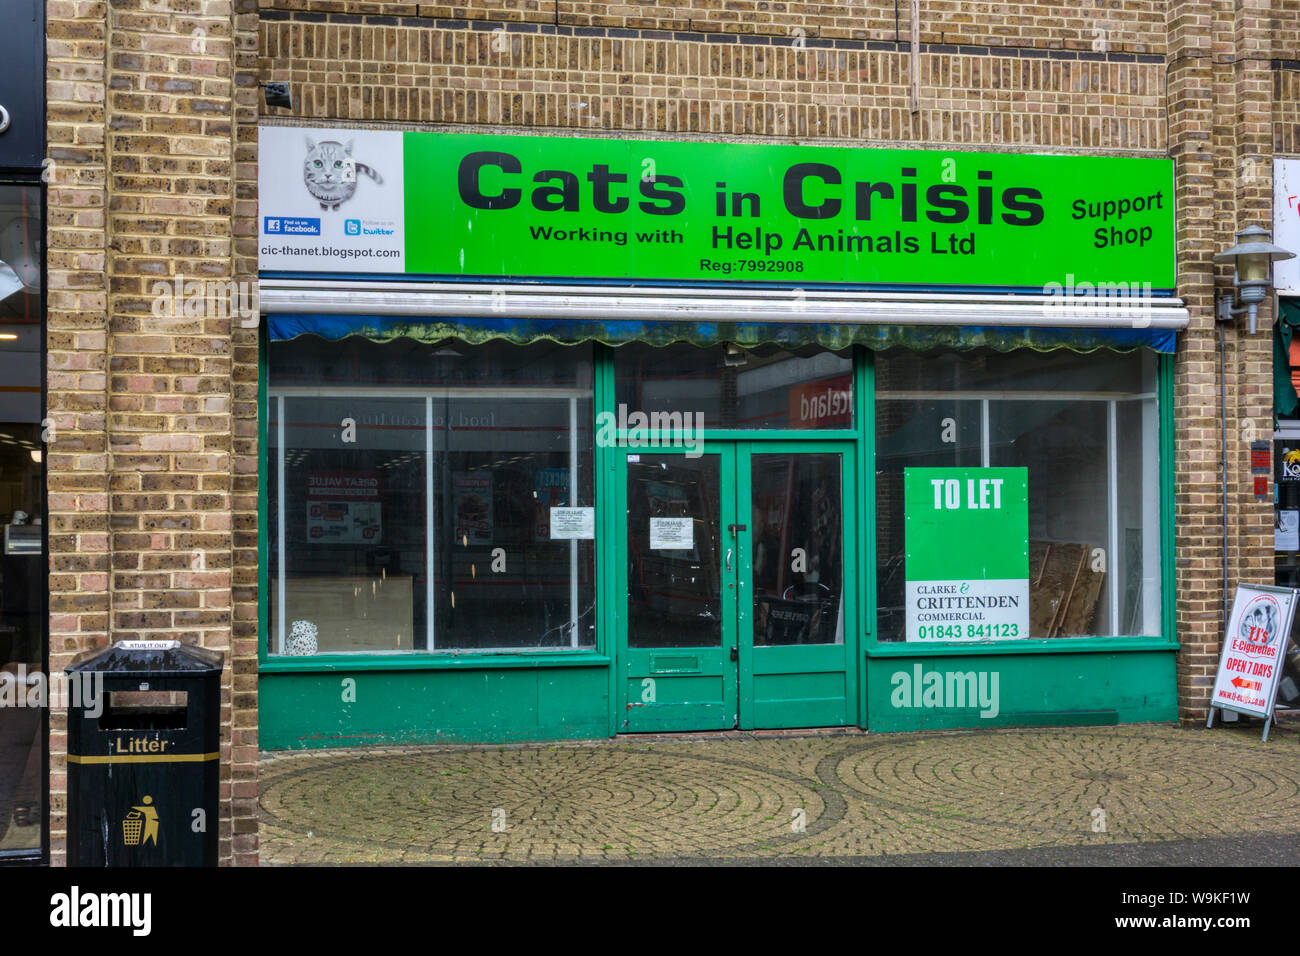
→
(904, 467, 1029, 643)
(258, 126, 1176, 290)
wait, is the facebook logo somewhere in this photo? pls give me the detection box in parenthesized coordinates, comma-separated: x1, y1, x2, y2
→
(344, 219, 361, 236)
(264, 216, 320, 235)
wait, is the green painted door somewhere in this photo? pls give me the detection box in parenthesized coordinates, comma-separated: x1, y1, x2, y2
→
(618, 442, 856, 732)
(620, 447, 739, 732)
(740, 443, 857, 729)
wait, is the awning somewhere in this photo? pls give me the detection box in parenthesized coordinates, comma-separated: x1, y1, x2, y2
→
(260, 279, 1188, 353)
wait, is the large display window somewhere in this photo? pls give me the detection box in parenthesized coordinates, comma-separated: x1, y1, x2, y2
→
(0, 182, 44, 857)
(874, 348, 1162, 642)
(267, 338, 596, 655)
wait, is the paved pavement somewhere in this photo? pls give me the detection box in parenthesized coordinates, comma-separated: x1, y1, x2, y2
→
(258, 719, 1300, 864)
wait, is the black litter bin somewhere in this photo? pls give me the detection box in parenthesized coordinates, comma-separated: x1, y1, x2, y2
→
(66, 639, 223, 867)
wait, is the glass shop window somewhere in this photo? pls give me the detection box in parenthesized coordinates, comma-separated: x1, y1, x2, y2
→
(268, 338, 595, 655)
(0, 182, 45, 856)
(874, 348, 1161, 642)
(614, 343, 852, 430)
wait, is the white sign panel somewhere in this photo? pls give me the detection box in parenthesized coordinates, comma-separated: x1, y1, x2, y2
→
(905, 578, 1031, 642)
(550, 507, 595, 540)
(1210, 584, 1298, 721)
(1277, 510, 1299, 552)
(649, 517, 693, 550)
(452, 473, 493, 546)
(307, 500, 382, 544)
(258, 126, 405, 273)
(1274, 159, 1300, 295)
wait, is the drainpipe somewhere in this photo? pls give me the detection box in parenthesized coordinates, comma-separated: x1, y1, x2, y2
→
(1221, 321, 1231, 627)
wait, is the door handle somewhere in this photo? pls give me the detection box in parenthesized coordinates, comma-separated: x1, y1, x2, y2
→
(730, 646, 738, 662)
(726, 548, 733, 571)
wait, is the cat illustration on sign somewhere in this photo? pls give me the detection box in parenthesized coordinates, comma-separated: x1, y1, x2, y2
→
(303, 137, 383, 210)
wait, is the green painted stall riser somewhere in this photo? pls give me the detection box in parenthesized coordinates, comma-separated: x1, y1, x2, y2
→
(259, 669, 610, 750)
(865, 652, 1178, 733)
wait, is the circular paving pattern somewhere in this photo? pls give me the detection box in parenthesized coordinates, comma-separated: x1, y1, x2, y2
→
(258, 725, 1300, 863)
(831, 728, 1300, 848)
(260, 744, 831, 861)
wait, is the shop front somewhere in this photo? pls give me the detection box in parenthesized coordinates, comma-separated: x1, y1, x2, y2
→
(256, 127, 1183, 748)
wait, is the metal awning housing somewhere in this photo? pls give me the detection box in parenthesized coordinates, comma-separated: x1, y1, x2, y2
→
(259, 279, 1189, 329)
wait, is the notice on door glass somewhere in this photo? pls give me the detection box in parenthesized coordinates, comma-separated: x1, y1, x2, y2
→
(550, 507, 595, 540)
(650, 517, 693, 550)
(1277, 510, 1299, 552)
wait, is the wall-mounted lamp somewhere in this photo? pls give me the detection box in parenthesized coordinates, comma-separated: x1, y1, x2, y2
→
(1215, 224, 1295, 334)
(260, 82, 293, 111)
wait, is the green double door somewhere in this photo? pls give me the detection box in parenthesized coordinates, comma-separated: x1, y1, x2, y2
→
(617, 442, 857, 732)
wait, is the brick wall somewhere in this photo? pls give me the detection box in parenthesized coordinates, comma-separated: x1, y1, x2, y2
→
(266, 0, 1167, 51)
(259, 13, 1165, 146)
(45, 0, 111, 864)
(44, 0, 259, 866)
(1276, 70, 1300, 156)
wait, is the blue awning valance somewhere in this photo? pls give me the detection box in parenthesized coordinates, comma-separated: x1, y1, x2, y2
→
(268, 313, 1176, 353)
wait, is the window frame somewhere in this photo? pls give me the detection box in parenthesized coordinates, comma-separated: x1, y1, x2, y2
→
(612, 342, 859, 439)
(0, 176, 49, 866)
(261, 355, 603, 666)
(869, 349, 1174, 648)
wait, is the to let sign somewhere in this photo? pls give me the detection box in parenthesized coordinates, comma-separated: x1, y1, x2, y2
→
(904, 467, 1029, 642)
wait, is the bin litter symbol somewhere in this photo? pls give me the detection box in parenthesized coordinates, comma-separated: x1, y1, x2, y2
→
(123, 811, 143, 846)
